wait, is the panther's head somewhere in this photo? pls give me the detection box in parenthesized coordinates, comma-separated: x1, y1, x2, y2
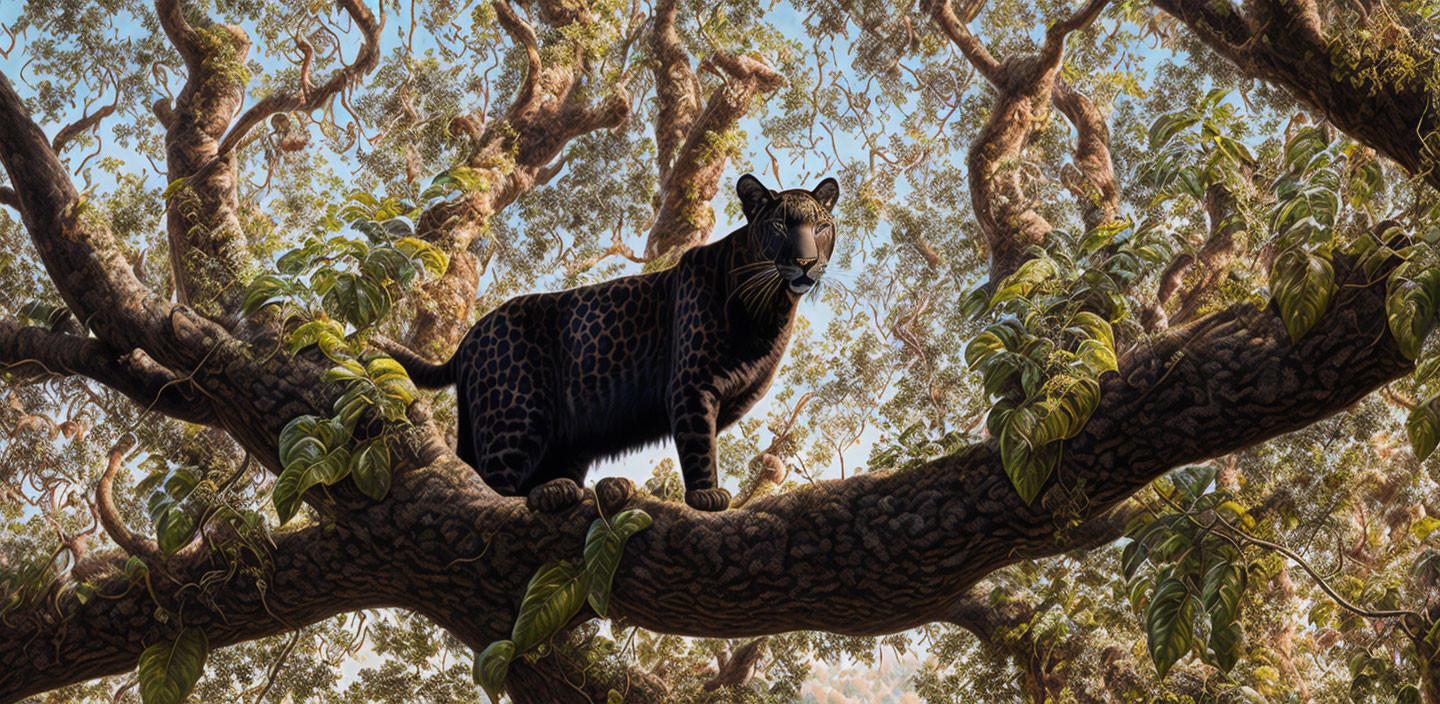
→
(736, 174, 840, 296)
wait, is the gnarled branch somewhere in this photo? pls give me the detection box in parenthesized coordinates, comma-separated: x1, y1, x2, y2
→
(644, 3, 786, 257)
(213, 0, 382, 159)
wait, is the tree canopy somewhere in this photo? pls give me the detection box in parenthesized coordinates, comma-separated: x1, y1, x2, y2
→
(3, 0, 1440, 702)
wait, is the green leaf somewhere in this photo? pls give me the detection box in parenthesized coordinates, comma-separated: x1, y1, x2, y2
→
(1169, 464, 1216, 504)
(1398, 684, 1423, 704)
(286, 319, 348, 355)
(349, 439, 392, 501)
(124, 556, 149, 583)
(998, 408, 1060, 505)
(156, 510, 197, 556)
(473, 640, 514, 704)
(1208, 618, 1243, 672)
(273, 417, 353, 524)
(512, 561, 591, 653)
(1270, 249, 1336, 343)
(990, 257, 1058, 306)
(137, 627, 209, 704)
(242, 275, 291, 315)
(1148, 112, 1199, 150)
(1412, 516, 1440, 541)
(323, 273, 391, 330)
(1387, 267, 1440, 360)
(1121, 538, 1149, 579)
(160, 177, 189, 200)
(1407, 401, 1440, 462)
(1201, 560, 1247, 624)
(583, 509, 653, 618)
(1146, 577, 1196, 679)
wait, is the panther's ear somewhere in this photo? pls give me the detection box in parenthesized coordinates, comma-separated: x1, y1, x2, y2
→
(736, 174, 775, 221)
(812, 177, 840, 211)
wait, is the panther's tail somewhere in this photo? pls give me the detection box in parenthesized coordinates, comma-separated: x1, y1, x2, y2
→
(379, 338, 456, 389)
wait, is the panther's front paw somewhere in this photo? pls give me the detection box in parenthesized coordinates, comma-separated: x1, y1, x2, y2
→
(527, 478, 584, 513)
(685, 487, 731, 512)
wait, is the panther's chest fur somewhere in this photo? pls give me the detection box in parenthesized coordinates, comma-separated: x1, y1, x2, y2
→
(391, 175, 838, 512)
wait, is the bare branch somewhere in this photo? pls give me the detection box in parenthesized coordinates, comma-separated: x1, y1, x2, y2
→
(213, 0, 383, 159)
(493, 0, 542, 115)
(51, 103, 117, 154)
(1040, 0, 1110, 65)
(95, 436, 166, 566)
(924, 0, 1004, 85)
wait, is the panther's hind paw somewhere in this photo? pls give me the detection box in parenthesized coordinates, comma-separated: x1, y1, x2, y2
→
(595, 477, 635, 515)
(685, 487, 731, 512)
(527, 478, 584, 513)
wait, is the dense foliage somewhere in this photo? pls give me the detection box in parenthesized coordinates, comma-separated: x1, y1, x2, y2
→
(4, 0, 1440, 702)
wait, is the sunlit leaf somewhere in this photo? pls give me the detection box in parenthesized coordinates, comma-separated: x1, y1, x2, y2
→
(511, 560, 590, 653)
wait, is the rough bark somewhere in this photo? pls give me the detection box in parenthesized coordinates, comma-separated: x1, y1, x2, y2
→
(0, 245, 1414, 700)
(926, 0, 1110, 285)
(1053, 85, 1118, 233)
(643, 0, 786, 258)
(404, 0, 632, 356)
(3, 1, 1440, 701)
(156, 0, 380, 317)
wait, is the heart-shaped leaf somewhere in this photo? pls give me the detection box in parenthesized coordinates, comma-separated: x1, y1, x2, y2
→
(138, 628, 208, 704)
(511, 560, 590, 653)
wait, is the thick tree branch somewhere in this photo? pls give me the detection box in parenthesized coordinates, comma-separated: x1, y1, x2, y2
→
(649, 0, 701, 182)
(1053, 84, 1117, 232)
(1, 244, 1418, 702)
(0, 71, 218, 371)
(493, 0, 543, 114)
(0, 72, 451, 483)
(1040, 0, 1110, 65)
(1154, 0, 1440, 191)
(0, 509, 394, 703)
(0, 320, 215, 425)
(154, 0, 206, 67)
(158, 0, 381, 317)
(404, 2, 633, 354)
(930, 0, 1110, 284)
(645, 39, 786, 257)
(926, 0, 1003, 84)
